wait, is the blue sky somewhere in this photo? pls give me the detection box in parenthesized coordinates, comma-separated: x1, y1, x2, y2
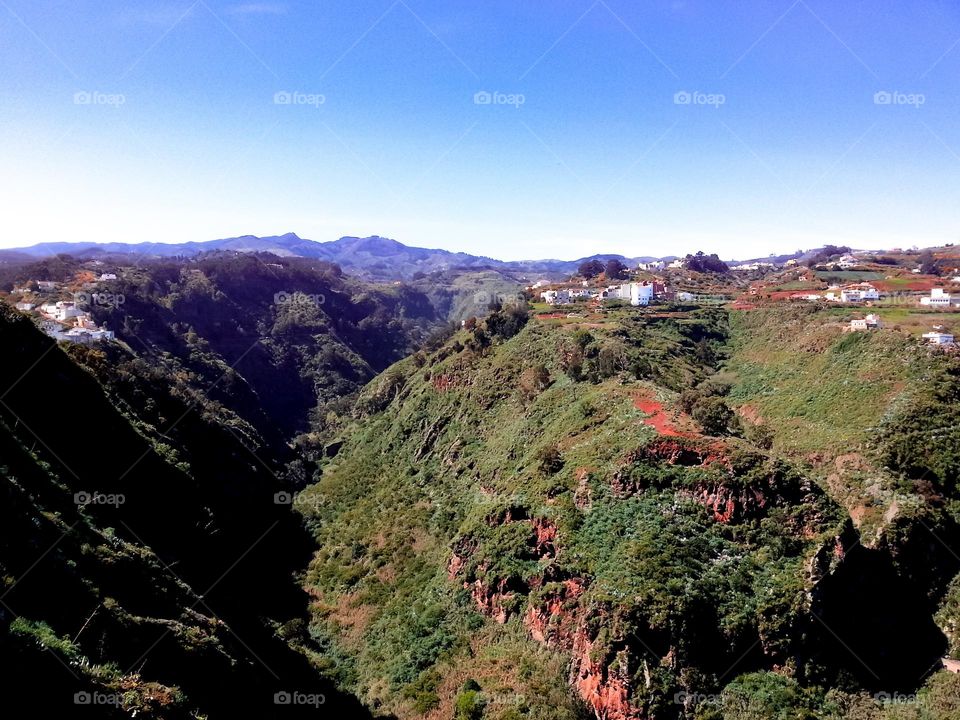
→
(1, 1, 958, 260)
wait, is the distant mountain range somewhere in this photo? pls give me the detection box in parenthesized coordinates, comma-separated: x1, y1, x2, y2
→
(0, 233, 673, 281)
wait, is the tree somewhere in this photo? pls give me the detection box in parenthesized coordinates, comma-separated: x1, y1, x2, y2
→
(691, 396, 736, 436)
(919, 249, 938, 275)
(604, 259, 628, 280)
(578, 259, 604, 278)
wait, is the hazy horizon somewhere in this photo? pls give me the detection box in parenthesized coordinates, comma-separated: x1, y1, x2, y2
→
(2, 1, 959, 258)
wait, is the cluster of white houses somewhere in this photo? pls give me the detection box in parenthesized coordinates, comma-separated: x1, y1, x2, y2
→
(34, 301, 115, 344)
(10, 294, 115, 345)
(541, 281, 660, 307)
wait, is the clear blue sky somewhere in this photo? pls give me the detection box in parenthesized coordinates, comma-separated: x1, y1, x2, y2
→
(1, 1, 958, 260)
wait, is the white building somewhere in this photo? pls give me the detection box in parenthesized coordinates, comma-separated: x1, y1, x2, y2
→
(541, 289, 571, 305)
(36, 281, 58, 292)
(839, 285, 879, 303)
(920, 288, 956, 307)
(850, 314, 882, 331)
(836, 254, 859, 269)
(668, 259, 684, 269)
(15, 302, 34, 312)
(99, 273, 118, 281)
(923, 331, 955, 345)
(630, 283, 654, 306)
(676, 291, 696, 302)
(638, 261, 665, 271)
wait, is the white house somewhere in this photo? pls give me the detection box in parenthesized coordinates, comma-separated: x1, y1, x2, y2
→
(15, 302, 34, 312)
(36, 281, 58, 292)
(638, 261, 665, 271)
(836, 254, 859, 269)
(850, 314, 882, 331)
(923, 331, 955, 346)
(920, 288, 956, 307)
(99, 273, 118, 281)
(668, 259, 684, 269)
(541, 289, 571, 305)
(676, 291, 696, 302)
(630, 283, 654, 306)
(839, 285, 879, 303)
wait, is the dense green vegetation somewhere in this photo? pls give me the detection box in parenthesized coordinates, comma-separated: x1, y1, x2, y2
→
(296, 304, 937, 719)
(7, 258, 960, 719)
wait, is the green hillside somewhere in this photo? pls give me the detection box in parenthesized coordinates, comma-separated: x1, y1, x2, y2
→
(294, 304, 960, 719)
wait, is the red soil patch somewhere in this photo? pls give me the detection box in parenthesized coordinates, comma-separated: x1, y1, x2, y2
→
(873, 278, 941, 292)
(630, 392, 696, 438)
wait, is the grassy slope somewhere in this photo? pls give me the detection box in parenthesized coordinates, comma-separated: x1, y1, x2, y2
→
(724, 306, 947, 535)
(297, 308, 850, 718)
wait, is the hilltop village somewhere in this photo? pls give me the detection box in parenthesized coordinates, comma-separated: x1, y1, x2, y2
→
(525, 248, 960, 348)
(5, 261, 118, 344)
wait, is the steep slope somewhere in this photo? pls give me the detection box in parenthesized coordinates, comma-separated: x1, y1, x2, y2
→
(0, 304, 374, 718)
(77, 253, 441, 440)
(293, 305, 939, 718)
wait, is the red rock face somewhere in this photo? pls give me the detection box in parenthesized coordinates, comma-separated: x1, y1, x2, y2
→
(570, 635, 645, 720)
(469, 576, 516, 624)
(431, 374, 462, 392)
(681, 483, 769, 524)
(524, 579, 585, 647)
